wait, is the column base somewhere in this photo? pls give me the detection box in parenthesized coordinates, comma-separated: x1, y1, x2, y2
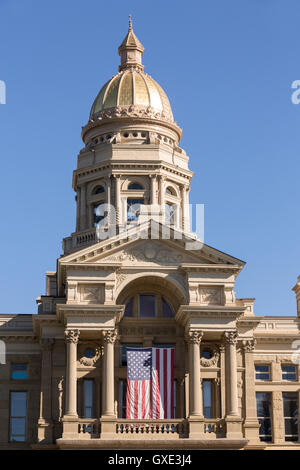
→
(188, 416, 205, 439)
(243, 419, 261, 444)
(61, 414, 79, 439)
(100, 415, 117, 439)
(225, 415, 243, 439)
(37, 418, 53, 443)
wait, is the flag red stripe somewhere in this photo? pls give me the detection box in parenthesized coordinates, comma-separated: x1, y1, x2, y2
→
(164, 349, 168, 419)
(142, 380, 145, 418)
(171, 349, 174, 418)
(134, 381, 138, 419)
(126, 379, 131, 419)
(156, 348, 160, 418)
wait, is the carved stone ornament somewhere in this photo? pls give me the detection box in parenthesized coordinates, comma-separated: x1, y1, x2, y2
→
(79, 284, 104, 304)
(65, 329, 80, 344)
(185, 330, 203, 345)
(79, 344, 103, 367)
(103, 329, 119, 344)
(242, 339, 256, 352)
(91, 104, 175, 125)
(224, 331, 238, 345)
(199, 287, 221, 305)
(200, 345, 220, 367)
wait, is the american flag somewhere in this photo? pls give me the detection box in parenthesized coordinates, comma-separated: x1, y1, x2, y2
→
(126, 347, 175, 419)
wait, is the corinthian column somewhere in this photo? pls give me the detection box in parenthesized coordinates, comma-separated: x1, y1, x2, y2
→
(64, 329, 79, 417)
(186, 330, 203, 417)
(224, 331, 239, 417)
(102, 329, 118, 417)
(114, 175, 121, 227)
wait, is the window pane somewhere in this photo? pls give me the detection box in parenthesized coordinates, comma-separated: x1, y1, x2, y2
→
(11, 364, 28, 380)
(83, 380, 94, 408)
(128, 183, 144, 190)
(256, 392, 272, 442)
(282, 365, 297, 381)
(94, 203, 105, 226)
(255, 364, 270, 380)
(127, 199, 144, 221)
(10, 392, 27, 442)
(283, 392, 298, 442)
(124, 297, 133, 317)
(11, 418, 26, 435)
(10, 392, 27, 416)
(139, 295, 155, 317)
(162, 297, 174, 318)
(203, 380, 212, 419)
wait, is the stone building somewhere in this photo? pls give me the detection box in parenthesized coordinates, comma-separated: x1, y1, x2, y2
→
(0, 21, 300, 450)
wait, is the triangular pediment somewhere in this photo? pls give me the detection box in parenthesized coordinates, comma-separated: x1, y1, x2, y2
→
(59, 221, 245, 269)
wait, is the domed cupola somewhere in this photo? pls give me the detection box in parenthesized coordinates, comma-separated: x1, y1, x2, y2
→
(82, 18, 181, 144)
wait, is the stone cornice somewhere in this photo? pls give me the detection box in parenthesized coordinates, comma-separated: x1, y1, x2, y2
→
(56, 304, 125, 326)
(73, 160, 193, 189)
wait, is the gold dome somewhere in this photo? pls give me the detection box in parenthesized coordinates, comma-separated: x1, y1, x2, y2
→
(89, 18, 174, 123)
(90, 69, 174, 121)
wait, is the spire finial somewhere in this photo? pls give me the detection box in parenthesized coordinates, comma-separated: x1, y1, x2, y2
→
(118, 16, 144, 71)
(129, 14, 133, 31)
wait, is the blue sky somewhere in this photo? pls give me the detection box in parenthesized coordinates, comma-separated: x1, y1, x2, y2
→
(0, 0, 299, 316)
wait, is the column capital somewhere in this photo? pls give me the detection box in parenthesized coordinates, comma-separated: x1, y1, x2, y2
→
(103, 329, 119, 344)
(185, 330, 203, 345)
(242, 339, 256, 352)
(65, 329, 80, 344)
(149, 174, 157, 179)
(224, 330, 238, 345)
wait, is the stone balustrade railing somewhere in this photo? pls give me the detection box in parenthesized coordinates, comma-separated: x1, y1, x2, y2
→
(116, 419, 188, 438)
(63, 228, 96, 254)
(78, 419, 100, 438)
(203, 419, 225, 438)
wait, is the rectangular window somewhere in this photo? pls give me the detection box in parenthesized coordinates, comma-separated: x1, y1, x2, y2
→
(202, 379, 213, 418)
(119, 379, 127, 418)
(139, 295, 156, 318)
(83, 380, 94, 418)
(283, 392, 298, 442)
(11, 364, 28, 380)
(10, 392, 27, 442)
(127, 198, 144, 221)
(282, 365, 297, 381)
(256, 392, 272, 442)
(255, 364, 270, 381)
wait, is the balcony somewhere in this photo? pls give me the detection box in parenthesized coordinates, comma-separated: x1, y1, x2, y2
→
(56, 417, 249, 449)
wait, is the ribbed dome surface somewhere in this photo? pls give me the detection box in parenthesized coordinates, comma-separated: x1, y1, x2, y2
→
(90, 69, 174, 121)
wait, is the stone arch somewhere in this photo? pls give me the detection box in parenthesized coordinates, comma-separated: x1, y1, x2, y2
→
(116, 273, 187, 312)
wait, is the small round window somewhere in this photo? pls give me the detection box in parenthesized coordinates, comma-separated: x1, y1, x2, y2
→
(201, 349, 213, 359)
(84, 348, 95, 359)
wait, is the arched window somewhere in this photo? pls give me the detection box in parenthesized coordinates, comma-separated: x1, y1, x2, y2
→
(93, 185, 105, 195)
(123, 294, 174, 318)
(165, 186, 176, 196)
(124, 297, 134, 317)
(128, 182, 144, 190)
(162, 297, 174, 317)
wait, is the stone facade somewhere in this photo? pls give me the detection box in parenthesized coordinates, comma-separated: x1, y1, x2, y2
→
(0, 21, 300, 450)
